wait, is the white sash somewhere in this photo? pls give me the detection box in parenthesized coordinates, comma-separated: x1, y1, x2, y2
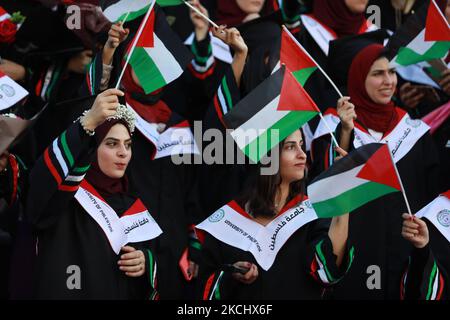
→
(300, 14, 378, 56)
(184, 32, 233, 64)
(353, 113, 429, 163)
(154, 124, 200, 159)
(300, 14, 336, 56)
(196, 199, 318, 271)
(126, 103, 160, 147)
(75, 182, 163, 254)
(313, 112, 340, 140)
(416, 193, 450, 244)
(126, 103, 200, 159)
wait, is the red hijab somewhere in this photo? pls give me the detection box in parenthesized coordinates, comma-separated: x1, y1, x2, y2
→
(313, 0, 367, 38)
(348, 44, 399, 133)
(85, 119, 130, 198)
(216, 0, 275, 27)
(121, 64, 172, 124)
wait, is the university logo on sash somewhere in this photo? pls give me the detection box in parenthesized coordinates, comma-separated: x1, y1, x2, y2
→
(75, 180, 163, 254)
(416, 191, 450, 244)
(197, 197, 318, 270)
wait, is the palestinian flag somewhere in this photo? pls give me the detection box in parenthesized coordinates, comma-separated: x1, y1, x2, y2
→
(223, 65, 320, 163)
(416, 191, 450, 244)
(102, 0, 153, 23)
(308, 143, 402, 218)
(0, 71, 29, 111)
(280, 27, 318, 86)
(125, 7, 192, 94)
(156, 0, 184, 6)
(386, 0, 450, 67)
(279, 26, 340, 115)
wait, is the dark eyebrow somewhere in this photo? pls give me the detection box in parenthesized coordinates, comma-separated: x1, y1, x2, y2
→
(104, 137, 132, 143)
(104, 137, 119, 142)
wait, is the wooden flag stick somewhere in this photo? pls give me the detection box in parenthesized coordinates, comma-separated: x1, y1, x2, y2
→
(318, 112, 340, 148)
(387, 142, 413, 216)
(115, 0, 157, 89)
(282, 25, 344, 98)
(183, 0, 220, 29)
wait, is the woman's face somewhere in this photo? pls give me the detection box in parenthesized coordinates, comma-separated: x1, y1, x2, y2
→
(345, 0, 369, 14)
(365, 57, 397, 105)
(236, 0, 265, 14)
(97, 123, 132, 179)
(280, 130, 307, 185)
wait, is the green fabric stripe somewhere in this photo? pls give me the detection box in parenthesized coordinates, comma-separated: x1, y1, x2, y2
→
(117, 5, 150, 22)
(222, 76, 233, 110)
(426, 262, 438, 300)
(312, 181, 400, 218)
(315, 240, 335, 282)
(191, 40, 212, 64)
(346, 247, 355, 273)
(214, 272, 224, 300)
(293, 67, 317, 87)
(189, 240, 202, 250)
(147, 249, 155, 287)
(395, 41, 450, 66)
(281, 5, 300, 23)
(73, 165, 90, 174)
(16, 155, 27, 170)
(156, 0, 184, 7)
(129, 47, 167, 94)
(242, 110, 318, 163)
(60, 132, 74, 167)
(46, 66, 61, 99)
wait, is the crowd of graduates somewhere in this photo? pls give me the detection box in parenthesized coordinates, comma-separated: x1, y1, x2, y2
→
(0, 0, 449, 300)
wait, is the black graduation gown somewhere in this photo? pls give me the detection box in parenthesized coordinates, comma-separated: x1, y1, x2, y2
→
(197, 207, 354, 300)
(401, 222, 450, 300)
(198, 66, 259, 217)
(25, 121, 156, 299)
(83, 34, 203, 300)
(326, 122, 441, 300)
(126, 113, 202, 299)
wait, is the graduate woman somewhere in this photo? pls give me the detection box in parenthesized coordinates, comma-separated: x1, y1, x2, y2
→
(332, 34, 441, 299)
(26, 89, 161, 299)
(196, 129, 354, 300)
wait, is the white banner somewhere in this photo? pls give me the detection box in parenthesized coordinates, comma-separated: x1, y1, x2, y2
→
(0, 74, 28, 111)
(416, 193, 450, 244)
(197, 198, 318, 270)
(353, 113, 429, 163)
(75, 182, 162, 254)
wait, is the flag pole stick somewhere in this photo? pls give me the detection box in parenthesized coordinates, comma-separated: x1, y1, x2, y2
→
(183, 1, 220, 29)
(282, 25, 344, 98)
(387, 142, 413, 216)
(318, 112, 340, 148)
(115, 0, 157, 90)
(120, 11, 131, 25)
